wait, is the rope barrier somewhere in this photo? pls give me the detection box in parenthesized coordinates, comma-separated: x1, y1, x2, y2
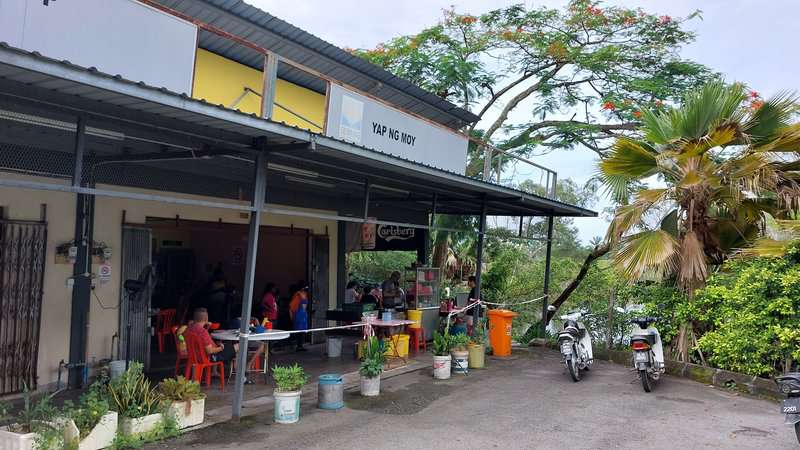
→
(480, 295, 548, 308)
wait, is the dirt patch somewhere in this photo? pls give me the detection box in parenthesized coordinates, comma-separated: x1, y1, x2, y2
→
(346, 379, 459, 415)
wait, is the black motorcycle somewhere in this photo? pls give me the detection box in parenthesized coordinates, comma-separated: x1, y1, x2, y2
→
(776, 373, 800, 443)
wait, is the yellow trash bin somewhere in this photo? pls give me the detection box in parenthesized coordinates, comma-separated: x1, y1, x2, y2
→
(384, 334, 410, 358)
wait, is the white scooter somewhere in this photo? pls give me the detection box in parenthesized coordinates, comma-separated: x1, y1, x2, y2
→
(550, 306, 593, 382)
(629, 316, 664, 392)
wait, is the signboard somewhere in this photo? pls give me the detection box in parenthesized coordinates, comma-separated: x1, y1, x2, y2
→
(326, 84, 468, 174)
(361, 221, 377, 250)
(349, 223, 425, 252)
(98, 264, 112, 285)
(0, 0, 197, 94)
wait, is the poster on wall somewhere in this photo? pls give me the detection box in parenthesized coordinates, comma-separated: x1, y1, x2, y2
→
(325, 84, 468, 174)
(361, 221, 376, 250)
(349, 222, 425, 252)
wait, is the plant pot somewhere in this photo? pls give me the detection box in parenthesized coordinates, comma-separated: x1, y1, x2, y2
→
(273, 391, 301, 424)
(433, 355, 451, 379)
(468, 343, 486, 369)
(0, 426, 37, 450)
(64, 411, 117, 450)
(119, 413, 162, 437)
(360, 374, 381, 396)
(451, 350, 469, 374)
(167, 398, 205, 429)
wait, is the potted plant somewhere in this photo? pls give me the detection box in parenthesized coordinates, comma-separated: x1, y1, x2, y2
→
(432, 332, 452, 380)
(359, 336, 385, 396)
(272, 364, 308, 424)
(450, 333, 471, 374)
(468, 320, 487, 369)
(159, 376, 206, 429)
(63, 382, 117, 450)
(0, 387, 64, 450)
(107, 362, 163, 437)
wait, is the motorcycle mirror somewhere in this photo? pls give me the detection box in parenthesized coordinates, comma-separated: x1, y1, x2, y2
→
(547, 305, 557, 312)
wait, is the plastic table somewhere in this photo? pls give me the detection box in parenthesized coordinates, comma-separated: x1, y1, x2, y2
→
(211, 329, 290, 382)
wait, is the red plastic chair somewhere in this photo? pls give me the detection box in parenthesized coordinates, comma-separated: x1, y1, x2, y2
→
(172, 325, 188, 376)
(156, 308, 177, 353)
(409, 327, 426, 353)
(184, 333, 225, 391)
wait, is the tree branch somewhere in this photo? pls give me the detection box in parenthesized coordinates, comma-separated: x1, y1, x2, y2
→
(546, 242, 612, 321)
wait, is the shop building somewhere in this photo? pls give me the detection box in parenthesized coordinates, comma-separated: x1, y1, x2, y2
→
(0, 0, 594, 415)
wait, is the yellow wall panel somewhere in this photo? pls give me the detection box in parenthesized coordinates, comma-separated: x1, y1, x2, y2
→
(273, 79, 325, 133)
(192, 49, 326, 132)
(192, 49, 263, 116)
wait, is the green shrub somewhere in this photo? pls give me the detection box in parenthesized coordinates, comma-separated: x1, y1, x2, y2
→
(359, 337, 386, 378)
(64, 381, 110, 439)
(449, 333, 470, 352)
(432, 332, 451, 356)
(107, 362, 162, 419)
(272, 364, 308, 392)
(158, 377, 204, 403)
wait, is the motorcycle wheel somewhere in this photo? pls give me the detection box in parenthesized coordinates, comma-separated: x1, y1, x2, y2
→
(568, 356, 581, 382)
(794, 422, 800, 444)
(639, 369, 652, 392)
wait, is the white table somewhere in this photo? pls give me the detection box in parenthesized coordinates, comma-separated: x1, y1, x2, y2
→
(211, 329, 290, 382)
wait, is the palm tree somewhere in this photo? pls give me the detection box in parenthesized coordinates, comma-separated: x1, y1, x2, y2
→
(599, 80, 800, 362)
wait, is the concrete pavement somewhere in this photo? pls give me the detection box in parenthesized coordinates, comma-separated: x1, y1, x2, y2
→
(146, 348, 794, 449)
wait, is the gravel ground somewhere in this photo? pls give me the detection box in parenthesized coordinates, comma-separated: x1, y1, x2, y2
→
(146, 348, 794, 449)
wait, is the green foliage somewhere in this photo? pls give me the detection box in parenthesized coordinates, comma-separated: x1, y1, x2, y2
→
(0, 385, 64, 449)
(690, 250, 800, 376)
(110, 415, 179, 449)
(348, 251, 418, 286)
(470, 319, 487, 346)
(107, 362, 162, 419)
(64, 381, 110, 439)
(359, 337, 386, 378)
(272, 364, 308, 392)
(158, 377, 204, 403)
(432, 332, 451, 356)
(450, 333, 470, 352)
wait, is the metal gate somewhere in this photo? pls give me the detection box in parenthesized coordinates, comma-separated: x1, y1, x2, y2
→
(119, 226, 153, 369)
(0, 220, 47, 394)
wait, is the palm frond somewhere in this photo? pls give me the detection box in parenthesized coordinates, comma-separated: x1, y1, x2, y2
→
(743, 90, 799, 145)
(599, 138, 658, 178)
(613, 230, 680, 281)
(671, 80, 745, 140)
(754, 123, 800, 153)
(606, 188, 669, 241)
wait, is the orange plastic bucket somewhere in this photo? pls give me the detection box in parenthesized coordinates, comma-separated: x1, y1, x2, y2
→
(487, 309, 518, 357)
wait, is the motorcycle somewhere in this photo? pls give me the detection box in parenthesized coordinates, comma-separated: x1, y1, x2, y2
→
(551, 306, 593, 382)
(629, 316, 664, 392)
(775, 373, 800, 443)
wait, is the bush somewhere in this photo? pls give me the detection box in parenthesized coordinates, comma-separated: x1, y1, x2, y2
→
(158, 377, 204, 403)
(107, 362, 162, 419)
(272, 364, 308, 392)
(432, 332, 451, 356)
(359, 337, 386, 378)
(65, 381, 110, 439)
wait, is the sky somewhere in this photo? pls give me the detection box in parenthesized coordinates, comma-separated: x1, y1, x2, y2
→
(252, 0, 799, 243)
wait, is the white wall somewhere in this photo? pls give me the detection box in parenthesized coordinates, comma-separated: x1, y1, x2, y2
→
(0, 177, 339, 389)
(0, 0, 197, 93)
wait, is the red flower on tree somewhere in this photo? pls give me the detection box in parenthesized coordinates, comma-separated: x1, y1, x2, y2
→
(749, 90, 760, 98)
(633, 111, 642, 118)
(602, 101, 616, 111)
(659, 15, 672, 24)
(751, 100, 765, 110)
(459, 15, 477, 25)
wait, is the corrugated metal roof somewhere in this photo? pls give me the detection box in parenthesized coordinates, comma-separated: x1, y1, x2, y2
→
(153, 0, 479, 129)
(0, 41, 595, 218)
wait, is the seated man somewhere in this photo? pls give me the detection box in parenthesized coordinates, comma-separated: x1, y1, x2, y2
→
(184, 308, 264, 382)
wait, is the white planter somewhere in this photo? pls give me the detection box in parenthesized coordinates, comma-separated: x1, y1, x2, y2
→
(119, 412, 162, 437)
(167, 398, 205, 429)
(451, 350, 469, 374)
(273, 391, 301, 424)
(64, 411, 118, 450)
(433, 355, 451, 380)
(360, 375, 381, 396)
(0, 426, 36, 450)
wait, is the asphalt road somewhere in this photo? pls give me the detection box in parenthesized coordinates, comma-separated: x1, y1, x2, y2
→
(147, 348, 794, 449)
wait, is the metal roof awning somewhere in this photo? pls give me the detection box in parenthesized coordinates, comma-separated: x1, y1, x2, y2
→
(0, 43, 596, 220)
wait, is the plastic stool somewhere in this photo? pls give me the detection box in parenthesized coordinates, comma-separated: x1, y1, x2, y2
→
(409, 327, 426, 353)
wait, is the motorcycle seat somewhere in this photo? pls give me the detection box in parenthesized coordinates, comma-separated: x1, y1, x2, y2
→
(777, 373, 800, 382)
(632, 330, 657, 345)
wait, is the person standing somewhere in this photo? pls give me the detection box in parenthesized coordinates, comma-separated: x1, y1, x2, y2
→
(466, 276, 481, 335)
(289, 284, 310, 351)
(344, 281, 360, 304)
(293, 298, 309, 351)
(381, 271, 402, 309)
(260, 282, 279, 323)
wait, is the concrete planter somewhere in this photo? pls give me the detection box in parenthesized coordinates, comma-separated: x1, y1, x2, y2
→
(64, 411, 117, 450)
(0, 426, 36, 450)
(433, 355, 451, 379)
(167, 399, 205, 429)
(360, 375, 381, 397)
(274, 391, 301, 424)
(119, 413, 162, 437)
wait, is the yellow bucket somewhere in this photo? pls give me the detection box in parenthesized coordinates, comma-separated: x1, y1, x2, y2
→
(407, 309, 422, 329)
(384, 334, 410, 358)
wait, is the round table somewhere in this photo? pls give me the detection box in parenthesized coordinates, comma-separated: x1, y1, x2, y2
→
(211, 329, 290, 383)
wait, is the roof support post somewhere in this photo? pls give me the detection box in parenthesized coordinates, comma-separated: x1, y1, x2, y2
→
(541, 216, 555, 337)
(363, 179, 371, 220)
(261, 52, 279, 120)
(518, 215, 524, 238)
(427, 193, 437, 266)
(232, 140, 268, 420)
(474, 199, 488, 324)
(68, 117, 93, 389)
